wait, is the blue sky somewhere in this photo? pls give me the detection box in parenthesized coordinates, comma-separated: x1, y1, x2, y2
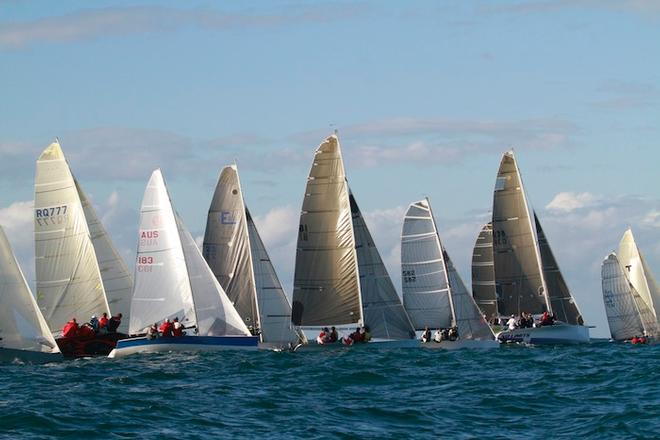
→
(1, 0, 659, 337)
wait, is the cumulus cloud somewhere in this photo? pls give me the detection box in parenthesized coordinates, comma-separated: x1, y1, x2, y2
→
(0, 4, 369, 50)
(545, 191, 599, 212)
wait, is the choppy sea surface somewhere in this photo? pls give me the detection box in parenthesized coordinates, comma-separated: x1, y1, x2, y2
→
(0, 341, 658, 439)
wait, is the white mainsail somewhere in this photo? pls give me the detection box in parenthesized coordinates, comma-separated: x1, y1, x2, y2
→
(34, 141, 110, 333)
(76, 180, 133, 333)
(618, 228, 660, 323)
(130, 169, 249, 337)
(401, 199, 453, 329)
(602, 253, 658, 340)
(402, 199, 494, 340)
(0, 226, 59, 354)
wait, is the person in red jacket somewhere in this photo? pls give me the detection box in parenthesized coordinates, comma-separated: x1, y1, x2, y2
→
(159, 319, 174, 337)
(98, 313, 109, 329)
(172, 317, 185, 337)
(62, 318, 79, 338)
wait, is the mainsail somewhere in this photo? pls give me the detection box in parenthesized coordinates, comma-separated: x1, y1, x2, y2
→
(350, 191, 415, 340)
(76, 180, 133, 333)
(491, 151, 548, 317)
(130, 170, 249, 337)
(203, 165, 259, 330)
(291, 135, 361, 327)
(203, 165, 299, 343)
(34, 141, 109, 333)
(471, 222, 498, 320)
(401, 199, 453, 330)
(535, 213, 583, 325)
(602, 253, 658, 340)
(401, 199, 493, 340)
(0, 226, 59, 354)
(618, 228, 660, 323)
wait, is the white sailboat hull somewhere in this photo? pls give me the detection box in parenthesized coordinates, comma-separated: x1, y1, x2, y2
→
(496, 324, 589, 345)
(108, 335, 259, 358)
(421, 339, 500, 350)
(0, 347, 63, 363)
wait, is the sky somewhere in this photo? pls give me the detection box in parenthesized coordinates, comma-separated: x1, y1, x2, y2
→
(1, 0, 659, 338)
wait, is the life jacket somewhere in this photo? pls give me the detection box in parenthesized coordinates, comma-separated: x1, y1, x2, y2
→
(98, 317, 109, 328)
(631, 337, 639, 344)
(62, 321, 79, 338)
(159, 322, 173, 337)
(173, 322, 184, 337)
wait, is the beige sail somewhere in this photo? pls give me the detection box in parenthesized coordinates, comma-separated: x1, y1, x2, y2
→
(618, 228, 660, 323)
(471, 222, 498, 320)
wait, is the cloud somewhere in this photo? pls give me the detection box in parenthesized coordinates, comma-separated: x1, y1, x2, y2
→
(0, 4, 369, 50)
(545, 192, 599, 212)
(480, 0, 660, 17)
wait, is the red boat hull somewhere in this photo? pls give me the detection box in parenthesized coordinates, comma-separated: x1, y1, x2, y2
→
(56, 333, 128, 358)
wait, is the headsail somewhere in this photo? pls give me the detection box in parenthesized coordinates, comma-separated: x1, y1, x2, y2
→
(291, 135, 361, 327)
(618, 228, 660, 323)
(247, 209, 301, 343)
(350, 190, 415, 340)
(491, 151, 549, 317)
(401, 199, 452, 330)
(76, 179, 133, 333)
(34, 141, 109, 333)
(602, 253, 657, 340)
(471, 222, 498, 320)
(0, 227, 59, 354)
(446, 254, 495, 340)
(203, 165, 259, 331)
(534, 213, 583, 325)
(129, 170, 197, 334)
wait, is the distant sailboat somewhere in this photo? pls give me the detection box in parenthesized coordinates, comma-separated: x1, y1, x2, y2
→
(34, 140, 132, 357)
(601, 252, 658, 342)
(488, 151, 589, 344)
(203, 165, 303, 348)
(291, 135, 417, 347)
(401, 198, 498, 349)
(617, 228, 660, 324)
(0, 226, 62, 363)
(110, 170, 258, 357)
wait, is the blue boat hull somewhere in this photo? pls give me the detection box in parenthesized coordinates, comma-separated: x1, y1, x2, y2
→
(108, 335, 259, 358)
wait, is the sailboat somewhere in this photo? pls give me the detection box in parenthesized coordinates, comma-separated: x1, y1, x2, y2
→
(202, 165, 303, 349)
(601, 253, 658, 343)
(401, 198, 498, 349)
(34, 140, 132, 357)
(109, 170, 258, 357)
(488, 151, 589, 344)
(617, 228, 660, 324)
(0, 226, 62, 363)
(291, 134, 417, 347)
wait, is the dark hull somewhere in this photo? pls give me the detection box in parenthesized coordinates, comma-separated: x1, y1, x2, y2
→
(56, 333, 128, 358)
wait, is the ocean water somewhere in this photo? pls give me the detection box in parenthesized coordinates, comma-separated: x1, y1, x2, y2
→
(0, 341, 657, 439)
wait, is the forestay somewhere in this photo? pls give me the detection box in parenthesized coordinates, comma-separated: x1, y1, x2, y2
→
(76, 179, 133, 333)
(351, 191, 415, 340)
(292, 135, 361, 327)
(471, 222, 498, 320)
(491, 151, 549, 317)
(34, 141, 109, 333)
(618, 229, 660, 323)
(401, 199, 452, 330)
(602, 253, 658, 340)
(0, 227, 59, 354)
(129, 170, 196, 334)
(203, 165, 259, 330)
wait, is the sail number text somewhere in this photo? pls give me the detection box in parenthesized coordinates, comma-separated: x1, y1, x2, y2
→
(35, 205, 68, 226)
